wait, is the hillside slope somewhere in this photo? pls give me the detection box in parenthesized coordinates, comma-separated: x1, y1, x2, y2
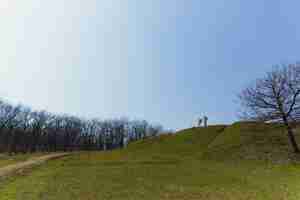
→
(203, 122, 300, 162)
(124, 125, 226, 160)
(125, 122, 300, 163)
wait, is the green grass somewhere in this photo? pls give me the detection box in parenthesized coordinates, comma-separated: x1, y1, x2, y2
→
(1, 123, 300, 199)
(124, 125, 226, 160)
(204, 122, 300, 162)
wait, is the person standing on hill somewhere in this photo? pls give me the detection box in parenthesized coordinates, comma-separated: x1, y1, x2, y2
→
(203, 116, 208, 128)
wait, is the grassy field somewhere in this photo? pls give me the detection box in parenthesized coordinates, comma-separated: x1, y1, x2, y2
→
(1, 123, 300, 199)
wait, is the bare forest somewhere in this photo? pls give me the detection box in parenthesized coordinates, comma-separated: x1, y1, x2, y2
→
(0, 100, 163, 154)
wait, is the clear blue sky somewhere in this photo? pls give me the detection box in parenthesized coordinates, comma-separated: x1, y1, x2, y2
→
(1, 1, 300, 130)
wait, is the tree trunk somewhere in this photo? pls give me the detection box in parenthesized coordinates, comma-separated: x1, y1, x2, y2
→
(281, 113, 300, 153)
(286, 125, 300, 153)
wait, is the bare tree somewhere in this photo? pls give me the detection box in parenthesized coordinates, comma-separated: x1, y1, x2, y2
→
(0, 102, 22, 153)
(12, 106, 32, 153)
(239, 63, 300, 153)
(0, 102, 21, 131)
(29, 111, 51, 152)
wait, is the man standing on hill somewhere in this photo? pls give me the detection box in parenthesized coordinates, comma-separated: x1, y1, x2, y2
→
(203, 116, 208, 128)
(197, 118, 202, 127)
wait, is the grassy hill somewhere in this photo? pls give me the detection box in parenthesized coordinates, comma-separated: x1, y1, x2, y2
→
(124, 125, 226, 160)
(124, 122, 300, 163)
(204, 122, 300, 162)
(1, 122, 300, 199)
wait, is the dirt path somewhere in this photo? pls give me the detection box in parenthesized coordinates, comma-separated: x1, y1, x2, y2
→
(0, 153, 70, 178)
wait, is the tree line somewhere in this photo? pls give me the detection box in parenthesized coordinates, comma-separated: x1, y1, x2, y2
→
(0, 99, 163, 154)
